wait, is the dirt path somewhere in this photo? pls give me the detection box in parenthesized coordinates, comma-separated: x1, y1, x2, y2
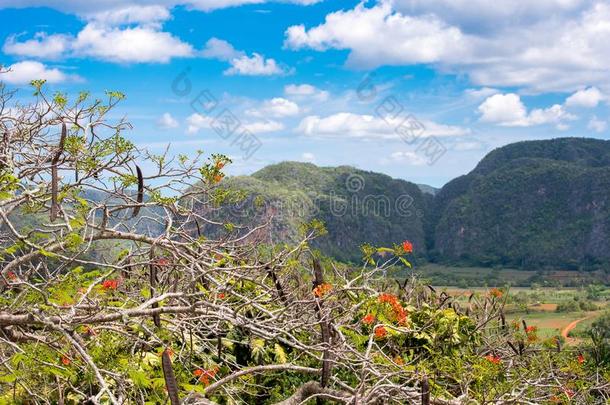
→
(561, 313, 597, 343)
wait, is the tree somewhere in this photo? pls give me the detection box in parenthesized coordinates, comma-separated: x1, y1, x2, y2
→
(0, 81, 608, 404)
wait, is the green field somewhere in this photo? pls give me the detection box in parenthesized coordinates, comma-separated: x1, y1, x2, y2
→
(412, 263, 610, 287)
(432, 284, 609, 344)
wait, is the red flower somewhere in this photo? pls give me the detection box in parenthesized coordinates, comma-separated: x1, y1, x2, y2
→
(193, 369, 204, 377)
(484, 354, 501, 365)
(156, 257, 171, 266)
(60, 356, 71, 366)
(217, 292, 226, 299)
(577, 354, 585, 364)
(564, 389, 575, 399)
(401, 240, 413, 254)
(102, 279, 119, 290)
(362, 314, 375, 325)
(313, 283, 332, 298)
(6, 271, 17, 281)
(374, 326, 387, 339)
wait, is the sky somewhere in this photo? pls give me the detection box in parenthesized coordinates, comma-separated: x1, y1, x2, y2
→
(0, 0, 609, 187)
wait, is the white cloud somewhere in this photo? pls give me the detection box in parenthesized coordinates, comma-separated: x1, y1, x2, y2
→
(478, 93, 576, 128)
(0, 1, 322, 14)
(243, 120, 285, 133)
(285, 2, 468, 66)
(158, 112, 179, 129)
(587, 116, 608, 133)
(284, 1, 610, 92)
(284, 83, 329, 101)
(3, 6, 194, 63)
(224, 53, 287, 76)
(201, 37, 244, 61)
(565, 87, 606, 108)
(186, 113, 209, 135)
(3, 33, 70, 59)
(464, 87, 499, 99)
(1, 60, 77, 84)
(72, 23, 194, 63)
(388, 151, 427, 166)
(301, 152, 316, 162)
(297, 112, 469, 139)
(87, 5, 171, 27)
(246, 97, 300, 118)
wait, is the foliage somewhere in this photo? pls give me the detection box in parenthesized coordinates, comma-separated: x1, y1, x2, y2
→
(0, 84, 608, 404)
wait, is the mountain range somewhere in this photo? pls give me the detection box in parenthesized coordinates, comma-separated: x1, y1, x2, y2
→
(199, 137, 610, 270)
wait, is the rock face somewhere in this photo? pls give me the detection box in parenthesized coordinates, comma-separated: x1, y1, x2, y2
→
(197, 162, 428, 263)
(430, 138, 610, 269)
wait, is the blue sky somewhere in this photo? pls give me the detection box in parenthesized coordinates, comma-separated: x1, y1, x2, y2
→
(1, 0, 609, 187)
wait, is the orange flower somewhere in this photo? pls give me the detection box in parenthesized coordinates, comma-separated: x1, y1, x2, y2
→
(401, 240, 413, 254)
(525, 326, 537, 334)
(484, 354, 501, 365)
(217, 292, 226, 299)
(215, 161, 225, 170)
(577, 354, 585, 364)
(564, 389, 575, 399)
(213, 173, 224, 183)
(379, 293, 408, 325)
(313, 283, 332, 298)
(489, 288, 503, 298)
(196, 366, 219, 386)
(60, 356, 71, 366)
(102, 279, 118, 290)
(393, 355, 405, 365)
(511, 320, 520, 330)
(362, 314, 375, 325)
(374, 326, 387, 339)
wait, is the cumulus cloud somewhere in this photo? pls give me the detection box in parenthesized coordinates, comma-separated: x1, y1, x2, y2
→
(285, 2, 468, 66)
(199, 38, 289, 76)
(297, 112, 469, 139)
(72, 23, 194, 63)
(284, 1, 610, 92)
(246, 97, 300, 118)
(3, 33, 70, 59)
(224, 53, 287, 76)
(3, 5, 194, 63)
(1, 60, 78, 84)
(243, 120, 285, 134)
(301, 152, 316, 162)
(186, 113, 209, 135)
(0, 1, 322, 14)
(478, 93, 576, 128)
(388, 151, 427, 166)
(284, 83, 329, 101)
(565, 87, 606, 108)
(201, 37, 244, 61)
(587, 116, 608, 133)
(158, 112, 179, 129)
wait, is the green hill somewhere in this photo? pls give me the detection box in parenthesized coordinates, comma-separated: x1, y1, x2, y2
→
(196, 162, 428, 263)
(430, 138, 610, 269)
